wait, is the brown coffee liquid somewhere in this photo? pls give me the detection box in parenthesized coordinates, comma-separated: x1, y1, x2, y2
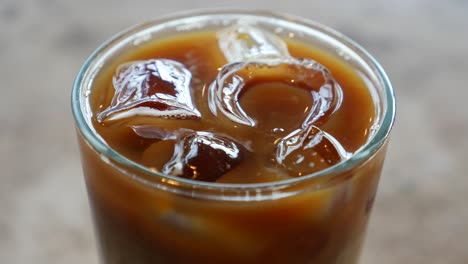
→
(89, 31, 374, 183)
(80, 28, 385, 264)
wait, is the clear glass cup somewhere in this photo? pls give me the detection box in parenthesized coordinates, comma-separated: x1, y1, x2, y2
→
(72, 10, 395, 264)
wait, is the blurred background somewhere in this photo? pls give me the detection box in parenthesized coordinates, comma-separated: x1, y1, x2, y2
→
(1, 0, 467, 263)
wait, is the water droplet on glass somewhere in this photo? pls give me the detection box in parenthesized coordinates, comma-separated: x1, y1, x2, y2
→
(274, 27, 284, 34)
(84, 89, 91, 97)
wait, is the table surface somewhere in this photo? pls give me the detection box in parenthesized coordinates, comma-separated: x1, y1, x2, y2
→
(1, 0, 467, 263)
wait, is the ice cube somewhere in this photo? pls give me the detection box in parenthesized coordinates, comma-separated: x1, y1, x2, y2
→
(162, 131, 248, 182)
(97, 59, 201, 122)
(291, 59, 343, 128)
(208, 61, 255, 127)
(208, 58, 343, 128)
(275, 125, 351, 177)
(217, 23, 290, 63)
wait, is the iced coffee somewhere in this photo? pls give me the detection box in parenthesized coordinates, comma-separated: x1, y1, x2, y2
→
(72, 11, 395, 264)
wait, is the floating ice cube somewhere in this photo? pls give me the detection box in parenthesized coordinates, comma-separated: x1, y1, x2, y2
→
(212, 23, 350, 176)
(275, 125, 351, 176)
(134, 127, 247, 181)
(97, 59, 201, 122)
(208, 61, 256, 127)
(218, 23, 290, 63)
(208, 58, 343, 127)
(162, 131, 247, 182)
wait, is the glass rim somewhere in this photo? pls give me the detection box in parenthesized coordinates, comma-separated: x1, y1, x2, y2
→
(71, 9, 396, 192)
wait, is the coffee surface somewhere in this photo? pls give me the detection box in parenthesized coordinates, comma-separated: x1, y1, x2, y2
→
(90, 31, 375, 183)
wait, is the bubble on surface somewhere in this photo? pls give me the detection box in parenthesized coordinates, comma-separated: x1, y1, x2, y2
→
(97, 59, 201, 122)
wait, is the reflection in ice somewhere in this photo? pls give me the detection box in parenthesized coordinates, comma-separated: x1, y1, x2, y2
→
(211, 23, 350, 175)
(276, 125, 351, 176)
(162, 131, 247, 182)
(208, 58, 343, 128)
(97, 59, 201, 122)
(218, 23, 290, 63)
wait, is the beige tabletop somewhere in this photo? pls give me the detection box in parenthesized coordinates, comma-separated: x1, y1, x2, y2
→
(1, 0, 467, 263)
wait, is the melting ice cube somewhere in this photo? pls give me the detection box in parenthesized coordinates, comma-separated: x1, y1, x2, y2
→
(97, 59, 201, 122)
(208, 58, 343, 128)
(218, 23, 290, 63)
(208, 61, 256, 127)
(275, 125, 351, 176)
(211, 23, 343, 128)
(162, 131, 248, 182)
